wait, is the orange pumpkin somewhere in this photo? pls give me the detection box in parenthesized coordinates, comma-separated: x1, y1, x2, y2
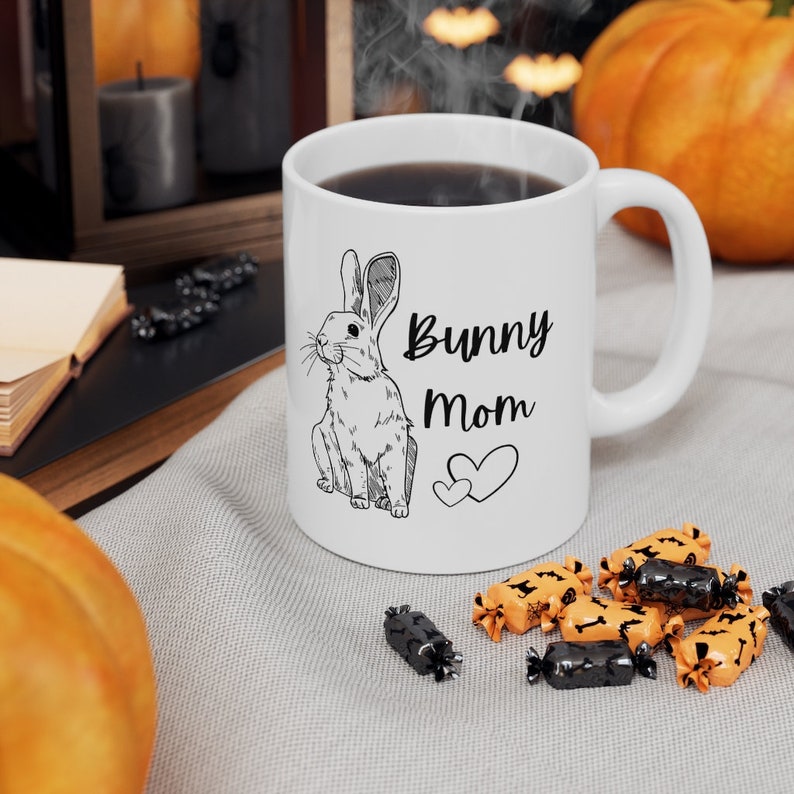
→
(92, 0, 201, 85)
(0, 474, 156, 793)
(573, 0, 794, 263)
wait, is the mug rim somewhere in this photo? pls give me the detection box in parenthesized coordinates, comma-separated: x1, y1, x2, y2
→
(282, 112, 599, 213)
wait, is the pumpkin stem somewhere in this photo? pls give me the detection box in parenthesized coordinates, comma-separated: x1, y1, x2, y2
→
(768, 0, 792, 17)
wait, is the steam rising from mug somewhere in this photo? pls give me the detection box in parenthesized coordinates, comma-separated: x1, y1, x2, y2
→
(353, 0, 594, 126)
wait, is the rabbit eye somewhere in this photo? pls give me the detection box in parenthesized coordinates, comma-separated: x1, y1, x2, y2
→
(347, 323, 360, 338)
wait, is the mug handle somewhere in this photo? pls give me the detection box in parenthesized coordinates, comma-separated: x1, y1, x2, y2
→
(590, 168, 712, 438)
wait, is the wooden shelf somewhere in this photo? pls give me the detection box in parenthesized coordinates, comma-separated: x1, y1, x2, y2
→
(0, 0, 353, 279)
(21, 351, 285, 514)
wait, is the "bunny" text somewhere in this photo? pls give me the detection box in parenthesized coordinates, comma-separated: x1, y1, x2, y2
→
(403, 310, 553, 363)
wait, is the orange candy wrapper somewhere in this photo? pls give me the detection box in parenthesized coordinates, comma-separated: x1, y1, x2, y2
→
(472, 556, 593, 642)
(541, 594, 682, 653)
(666, 603, 770, 693)
(599, 523, 711, 601)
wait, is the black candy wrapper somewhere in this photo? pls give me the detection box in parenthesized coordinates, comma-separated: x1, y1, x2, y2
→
(175, 251, 259, 298)
(762, 581, 794, 650)
(130, 295, 220, 341)
(133, 251, 259, 342)
(526, 639, 656, 689)
(620, 557, 739, 612)
(384, 605, 463, 682)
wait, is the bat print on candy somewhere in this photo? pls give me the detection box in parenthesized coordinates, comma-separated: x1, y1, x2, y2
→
(599, 523, 712, 601)
(666, 603, 770, 692)
(526, 640, 656, 689)
(542, 595, 678, 653)
(473, 557, 593, 642)
(620, 558, 752, 622)
(384, 605, 462, 682)
(306, 250, 417, 518)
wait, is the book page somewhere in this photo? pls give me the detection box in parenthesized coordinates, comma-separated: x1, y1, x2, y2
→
(0, 257, 126, 383)
(73, 291, 131, 363)
(0, 358, 67, 417)
(0, 357, 72, 452)
(0, 348, 66, 384)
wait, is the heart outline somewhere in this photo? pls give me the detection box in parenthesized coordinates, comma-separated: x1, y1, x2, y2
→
(433, 478, 472, 507)
(447, 444, 519, 503)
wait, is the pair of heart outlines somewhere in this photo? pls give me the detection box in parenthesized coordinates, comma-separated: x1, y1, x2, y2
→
(433, 444, 519, 507)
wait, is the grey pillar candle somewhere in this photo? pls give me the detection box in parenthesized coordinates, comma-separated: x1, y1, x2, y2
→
(98, 76, 196, 213)
(198, 0, 292, 174)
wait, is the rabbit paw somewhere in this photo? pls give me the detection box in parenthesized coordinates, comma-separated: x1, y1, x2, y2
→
(317, 477, 334, 493)
(375, 497, 409, 518)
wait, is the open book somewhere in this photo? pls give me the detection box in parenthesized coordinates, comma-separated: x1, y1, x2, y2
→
(0, 257, 130, 456)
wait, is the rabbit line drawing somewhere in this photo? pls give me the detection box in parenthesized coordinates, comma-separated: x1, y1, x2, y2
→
(306, 249, 417, 518)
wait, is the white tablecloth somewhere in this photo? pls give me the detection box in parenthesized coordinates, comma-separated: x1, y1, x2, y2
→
(80, 224, 794, 793)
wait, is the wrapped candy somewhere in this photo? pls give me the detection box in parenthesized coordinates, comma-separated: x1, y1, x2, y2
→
(762, 581, 794, 650)
(541, 594, 680, 652)
(384, 605, 462, 681)
(473, 557, 593, 642)
(526, 639, 656, 689)
(599, 522, 711, 601)
(666, 603, 769, 692)
(620, 558, 752, 621)
(130, 294, 220, 341)
(175, 251, 259, 297)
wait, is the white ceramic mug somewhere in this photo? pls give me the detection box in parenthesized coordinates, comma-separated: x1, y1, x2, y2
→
(282, 113, 711, 574)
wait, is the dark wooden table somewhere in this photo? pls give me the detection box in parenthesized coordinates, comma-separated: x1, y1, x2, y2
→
(0, 260, 285, 513)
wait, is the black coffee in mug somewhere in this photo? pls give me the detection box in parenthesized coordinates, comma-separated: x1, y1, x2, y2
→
(318, 161, 563, 207)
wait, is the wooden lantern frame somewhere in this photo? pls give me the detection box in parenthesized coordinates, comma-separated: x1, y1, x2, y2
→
(5, 0, 353, 282)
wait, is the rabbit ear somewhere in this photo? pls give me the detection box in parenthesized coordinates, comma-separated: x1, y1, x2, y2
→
(340, 249, 364, 314)
(361, 252, 400, 334)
